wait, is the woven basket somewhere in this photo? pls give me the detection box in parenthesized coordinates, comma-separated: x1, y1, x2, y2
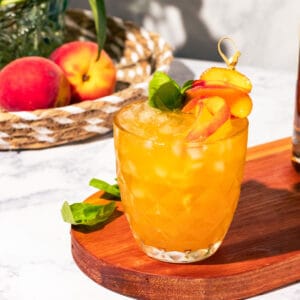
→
(0, 9, 173, 150)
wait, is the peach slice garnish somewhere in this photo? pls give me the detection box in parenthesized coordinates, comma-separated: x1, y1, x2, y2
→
(228, 93, 253, 119)
(199, 67, 252, 93)
(184, 82, 252, 118)
(186, 96, 230, 141)
(182, 97, 201, 113)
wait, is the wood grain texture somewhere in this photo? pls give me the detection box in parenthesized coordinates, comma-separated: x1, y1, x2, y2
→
(71, 137, 300, 300)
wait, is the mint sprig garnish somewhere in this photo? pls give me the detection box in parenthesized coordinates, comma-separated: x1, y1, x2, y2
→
(61, 178, 121, 226)
(148, 71, 193, 111)
(61, 201, 115, 226)
(180, 79, 194, 94)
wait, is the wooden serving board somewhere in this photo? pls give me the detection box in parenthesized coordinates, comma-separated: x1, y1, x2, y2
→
(71, 138, 300, 300)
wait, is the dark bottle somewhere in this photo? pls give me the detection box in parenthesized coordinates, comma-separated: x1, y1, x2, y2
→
(292, 48, 300, 172)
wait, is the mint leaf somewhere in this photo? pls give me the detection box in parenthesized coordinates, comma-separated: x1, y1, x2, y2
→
(148, 71, 183, 110)
(61, 201, 115, 226)
(89, 178, 120, 199)
(181, 80, 194, 94)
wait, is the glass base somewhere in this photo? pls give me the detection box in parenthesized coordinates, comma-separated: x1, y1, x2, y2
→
(140, 241, 222, 263)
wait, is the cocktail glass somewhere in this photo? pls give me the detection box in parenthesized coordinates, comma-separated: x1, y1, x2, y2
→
(113, 100, 248, 263)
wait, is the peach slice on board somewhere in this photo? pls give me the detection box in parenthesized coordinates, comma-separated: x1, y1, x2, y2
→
(186, 96, 230, 141)
(199, 67, 252, 93)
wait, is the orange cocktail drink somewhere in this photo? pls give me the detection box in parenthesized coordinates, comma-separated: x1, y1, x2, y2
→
(114, 38, 252, 263)
(114, 100, 248, 263)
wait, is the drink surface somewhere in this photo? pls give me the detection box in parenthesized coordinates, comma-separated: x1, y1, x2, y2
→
(114, 100, 248, 252)
(115, 100, 247, 143)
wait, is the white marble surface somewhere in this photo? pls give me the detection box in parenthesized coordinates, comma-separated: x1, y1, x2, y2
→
(0, 58, 299, 300)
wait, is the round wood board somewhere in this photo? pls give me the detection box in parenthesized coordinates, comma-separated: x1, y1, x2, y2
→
(71, 138, 300, 300)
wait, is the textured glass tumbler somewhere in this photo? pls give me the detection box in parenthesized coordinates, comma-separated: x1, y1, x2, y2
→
(114, 103, 249, 263)
(0, 0, 67, 68)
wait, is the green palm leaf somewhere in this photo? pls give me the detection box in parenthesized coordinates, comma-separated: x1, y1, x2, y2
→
(88, 0, 106, 60)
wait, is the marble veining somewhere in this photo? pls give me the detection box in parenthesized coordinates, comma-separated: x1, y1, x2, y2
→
(0, 58, 299, 300)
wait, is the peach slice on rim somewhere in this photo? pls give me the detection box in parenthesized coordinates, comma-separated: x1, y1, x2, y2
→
(186, 96, 231, 141)
(184, 81, 253, 118)
(199, 67, 252, 93)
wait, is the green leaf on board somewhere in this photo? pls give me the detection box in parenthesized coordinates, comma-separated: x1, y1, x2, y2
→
(89, 178, 120, 199)
(61, 200, 115, 226)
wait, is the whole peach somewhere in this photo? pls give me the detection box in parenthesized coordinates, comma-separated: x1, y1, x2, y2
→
(0, 56, 71, 111)
(50, 41, 116, 102)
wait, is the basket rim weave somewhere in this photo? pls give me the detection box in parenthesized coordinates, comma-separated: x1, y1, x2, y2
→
(0, 9, 173, 150)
